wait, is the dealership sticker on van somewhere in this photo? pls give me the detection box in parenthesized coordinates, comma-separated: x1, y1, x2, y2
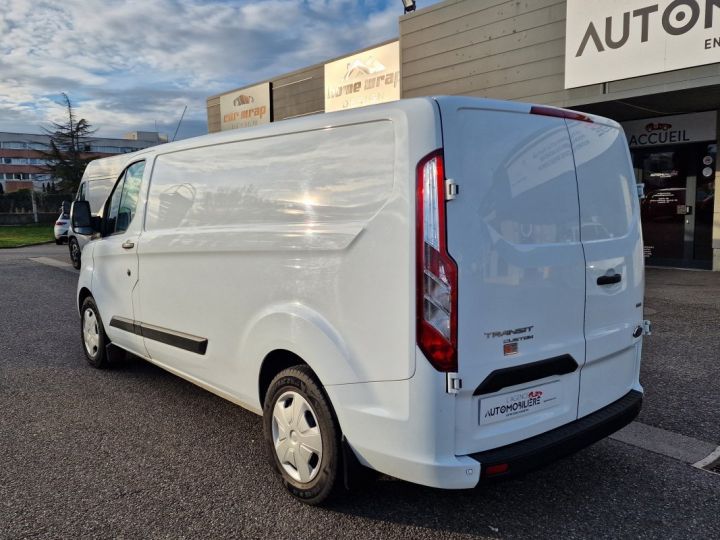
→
(479, 382, 561, 425)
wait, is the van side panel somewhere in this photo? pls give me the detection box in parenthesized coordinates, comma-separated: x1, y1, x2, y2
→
(144, 122, 395, 233)
(136, 116, 421, 406)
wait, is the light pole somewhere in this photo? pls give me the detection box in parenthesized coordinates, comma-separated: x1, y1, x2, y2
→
(401, 0, 416, 14)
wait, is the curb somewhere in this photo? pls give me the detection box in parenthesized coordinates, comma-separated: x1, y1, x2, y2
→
(0, 240, 57, 249)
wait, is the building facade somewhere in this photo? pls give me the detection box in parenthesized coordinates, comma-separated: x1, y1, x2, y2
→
(0, 131, 165, 193)
(207, 0, 720, 270)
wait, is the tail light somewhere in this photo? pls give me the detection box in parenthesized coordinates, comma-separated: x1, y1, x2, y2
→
(55, 221, 67, 226)
(416, 150, 458, 372)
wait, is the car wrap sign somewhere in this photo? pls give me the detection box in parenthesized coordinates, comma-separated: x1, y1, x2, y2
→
(219, 82, 271, 131)
(621, 111, 716, 147)
(324, 41, 400, 112)
(565, 0, 720, 88)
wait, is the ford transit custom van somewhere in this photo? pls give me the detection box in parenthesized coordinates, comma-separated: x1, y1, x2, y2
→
(72, 97, 647, 504)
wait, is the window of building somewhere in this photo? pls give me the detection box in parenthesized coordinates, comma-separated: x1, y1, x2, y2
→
(91, 145, 123, 153)
(1, 141, 27, 149)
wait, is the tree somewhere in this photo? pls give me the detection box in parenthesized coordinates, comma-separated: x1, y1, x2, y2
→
(40, 93, 96, 194)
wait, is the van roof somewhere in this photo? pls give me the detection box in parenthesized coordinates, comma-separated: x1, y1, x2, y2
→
(125, 97, 622, 160)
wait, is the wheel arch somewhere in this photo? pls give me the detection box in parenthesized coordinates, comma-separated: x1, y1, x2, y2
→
(78, 287, 92, 315)
(258, 349, 308, 407)
(241, 304, 361, 409)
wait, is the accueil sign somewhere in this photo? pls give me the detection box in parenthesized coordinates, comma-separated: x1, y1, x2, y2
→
(324, 41, 400, 112)
(219, 82, 271, 131)
(621, 111, 716, 147)
(565, 0, 720, 88)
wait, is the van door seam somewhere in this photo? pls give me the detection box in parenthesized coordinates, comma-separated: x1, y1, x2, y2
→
(563, 118, 588, 421)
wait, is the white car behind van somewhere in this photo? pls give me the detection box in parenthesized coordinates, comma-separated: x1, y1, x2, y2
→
(72, 97, 647, 504)
(68, 152, 140, 269)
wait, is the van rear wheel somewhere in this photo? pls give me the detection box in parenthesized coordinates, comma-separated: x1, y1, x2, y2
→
(80, 297, 110, 369)
(263, 366, 342, 505)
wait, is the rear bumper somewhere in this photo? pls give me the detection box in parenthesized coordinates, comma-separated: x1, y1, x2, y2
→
(469, 389, 642, 481)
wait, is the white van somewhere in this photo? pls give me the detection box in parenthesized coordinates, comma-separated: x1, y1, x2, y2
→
(72, 97, 647, 504)
(68, 152, 140, 268)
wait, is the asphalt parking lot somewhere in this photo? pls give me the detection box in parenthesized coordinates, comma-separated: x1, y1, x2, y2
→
(1, 244, 719, 539)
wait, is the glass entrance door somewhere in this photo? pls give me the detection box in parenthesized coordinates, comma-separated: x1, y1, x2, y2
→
(694, 143, 716, 263)
(632, 143, 715, 269)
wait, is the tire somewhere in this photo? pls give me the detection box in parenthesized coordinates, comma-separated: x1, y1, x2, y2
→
(55, 238, 62, 245)
(263, 365, 342, 505)
(80, 296, 110, 369)
(69, 237, 81, 270)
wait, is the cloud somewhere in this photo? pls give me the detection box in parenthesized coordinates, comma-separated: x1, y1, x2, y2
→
(0, 0, 415, 140)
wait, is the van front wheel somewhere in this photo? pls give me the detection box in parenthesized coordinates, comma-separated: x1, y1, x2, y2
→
(80, 297, 109, 369)
(69, 237, 81, 270)
(263, 366, 342, 505)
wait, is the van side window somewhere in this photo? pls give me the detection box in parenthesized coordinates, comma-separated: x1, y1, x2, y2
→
(76, 182, 86, 201)
(105, 161, 145, 235)
(116, 162, 145, 233)
(105, 173, 126, 234)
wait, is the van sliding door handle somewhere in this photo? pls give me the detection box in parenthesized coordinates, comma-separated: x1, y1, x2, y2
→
(121, 240, 135, 250)
(597, 273, 622, 286)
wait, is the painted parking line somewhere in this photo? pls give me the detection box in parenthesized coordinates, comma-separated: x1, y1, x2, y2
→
(28, 256, 77, 273)
(611, 421, 718, 466)
(693, 446, 720, 472)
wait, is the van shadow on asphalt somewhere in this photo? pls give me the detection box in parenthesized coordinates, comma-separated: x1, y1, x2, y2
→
(104, 353, 719, 539)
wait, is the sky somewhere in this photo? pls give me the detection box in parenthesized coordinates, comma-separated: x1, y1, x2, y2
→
(0, 0, 438, 141)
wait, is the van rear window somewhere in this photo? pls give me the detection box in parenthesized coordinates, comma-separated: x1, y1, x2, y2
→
(568, 123, 635, 241)
(145, 122, 395, 231)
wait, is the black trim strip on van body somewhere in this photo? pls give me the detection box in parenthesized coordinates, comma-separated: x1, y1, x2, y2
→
(473, 354, 578, 396)
(109, 317, 208, 355)
(108, 315, 139, 335)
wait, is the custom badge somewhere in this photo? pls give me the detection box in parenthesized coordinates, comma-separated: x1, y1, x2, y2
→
(484, 325, 535, 356)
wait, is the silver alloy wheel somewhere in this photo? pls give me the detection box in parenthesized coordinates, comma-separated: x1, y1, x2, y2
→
(71, 241, 80, 262)
(271, 390, 323, 483)
(83, 308, 100, 358)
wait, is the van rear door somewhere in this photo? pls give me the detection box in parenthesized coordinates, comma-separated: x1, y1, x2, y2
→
(566, 119, 644, 417)
(436, 98, 586, 455)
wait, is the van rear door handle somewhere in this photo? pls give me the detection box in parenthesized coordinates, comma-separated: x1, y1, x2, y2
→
(597, 273, 622, 286)
(121, 240, 135, 250)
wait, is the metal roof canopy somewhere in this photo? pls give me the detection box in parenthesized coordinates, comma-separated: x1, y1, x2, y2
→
(573, 85, 720, 123)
